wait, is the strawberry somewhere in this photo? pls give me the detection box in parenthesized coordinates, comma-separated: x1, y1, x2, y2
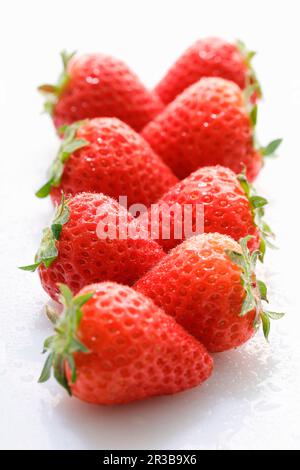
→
(155, 37, 262, 105)
(138, 165, 273, 257)
(20, 193, 165, 301)
(36, 118, 178, 207)
(134, 233, 284, 352)
(142, 77, 282, 181)
(39, 51, 163, 132)
(38, 282, 213, 405)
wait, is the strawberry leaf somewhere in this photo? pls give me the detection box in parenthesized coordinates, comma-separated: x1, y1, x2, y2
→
(73, 292, 95, 309)
(227, 236, 285, 341)
(264, 310, 285, 320)
(19, 195, 70, 272)
(236, 39, 263, 100)
(63, 138, 88, 154)
(250, 104, 258, 127)
(237, 171, 274, 261)
(53, 356, 71, 395)
(260, 312, 271, 341)
(38, 284, 94, 394)
(58, 283, 73, 306)
(69, 337, 89, 354)
(35, 181, 53, 198)
(241, 289, 256, 316)
(261, 138, 283, 157)
(257, 280, 268, 302)
(36, 122, 89, 198)
(19, 262, 40, 272)
(66, 354, 77, 383)
(225, 250, 245, 268)
(51, 224, 63, 240)
(38, 352, 54, 383)
(38, 50, 76, 115)
(236, 41, 282, 161)
(249, 195, 268, 209)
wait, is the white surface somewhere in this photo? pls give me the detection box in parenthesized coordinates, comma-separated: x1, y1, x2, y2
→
(0, 0, 300, 450)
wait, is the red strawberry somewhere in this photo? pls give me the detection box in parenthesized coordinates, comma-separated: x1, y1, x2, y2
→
(38, 282, 213, 405)
(138, 165, 272, 256)
(142, 77, 282, 181)
(20, 193, 164, 301)
(39, 51, 163, 132)
(135, 233, 284, 352)
(155, 37, 262, 105)
(36, 118, 178, 207)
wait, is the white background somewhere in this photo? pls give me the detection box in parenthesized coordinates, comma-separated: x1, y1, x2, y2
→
(0, 0, 300, 450)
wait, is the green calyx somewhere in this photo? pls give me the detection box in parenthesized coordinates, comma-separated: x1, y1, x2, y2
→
(19, 194, 70, 272)
(236, 41, 283, 158)
(38, 284, 93, 395)
(38, 50, 76, 115)
(237, 171, 275, 261)
(244, 92, 282, 158)
(251, 109, 282, 158)
(226, 236, 284, 340)
(36, 121, 89, 198)
(260, 138, 283, 157)
(236, 39, 263, 101)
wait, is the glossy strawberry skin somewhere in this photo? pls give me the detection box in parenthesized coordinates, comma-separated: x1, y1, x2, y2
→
(134, 233, 256, 352)
(50, 118, 178, 207)
(66, 282, 213, 405)
(138, 165, 260, 252)
(39, 193, 165, 301)
(142, 77, 262, 182)
(155, 37, 248, 104)
(52, 54, 163, 132)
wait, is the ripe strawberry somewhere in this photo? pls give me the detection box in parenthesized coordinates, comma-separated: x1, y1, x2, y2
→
(38, 282, 213, 405)
(138, 165, 272, 256)
(20, 193, 165, 301)
(135, 233, 284, 352)
(155, 37, 262, 105)
(142, 77, 282, 181)
(36, 118, 178, 207)
(39, 51, 163, 132)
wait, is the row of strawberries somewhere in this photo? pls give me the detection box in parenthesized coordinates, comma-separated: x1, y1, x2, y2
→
(21, 38, 283, 405)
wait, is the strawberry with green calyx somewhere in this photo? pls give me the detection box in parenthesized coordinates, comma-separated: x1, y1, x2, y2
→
(237, 171, 275, 260)
(137, 165, 271, 254)
(226, 236, 284, 340)
(35, 117, 178, 206)
(20, 192, 165, 301)
(142, 77, 281, 182)
(38, 51, 76, 115)
(39, 284, 93, 394)
(38, 51, 163, 132)
(39, 282, 213, 404)
(135, 233, 283, 351)
(36, 122, 88, 198)
(19, 194, 70, 272)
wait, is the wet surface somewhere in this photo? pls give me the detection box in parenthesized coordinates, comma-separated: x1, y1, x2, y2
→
(1, 0, 300, 449)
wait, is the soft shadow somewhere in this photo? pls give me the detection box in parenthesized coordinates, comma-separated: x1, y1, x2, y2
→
(40, 335, 279, 450)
